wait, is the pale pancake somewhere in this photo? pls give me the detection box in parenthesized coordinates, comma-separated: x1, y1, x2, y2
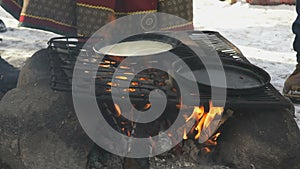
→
(96, 40, 173, 57)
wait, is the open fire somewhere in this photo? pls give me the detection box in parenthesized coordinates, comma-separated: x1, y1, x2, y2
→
(41, 32, 300, 169)
(98, 52, 228, 159)
(112, 99, 226, 157)
(183, 101, 224, 141)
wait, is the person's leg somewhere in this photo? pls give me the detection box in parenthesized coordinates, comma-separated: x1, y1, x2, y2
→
(283, 0, 300, 94)
(294, 0, 300, 62)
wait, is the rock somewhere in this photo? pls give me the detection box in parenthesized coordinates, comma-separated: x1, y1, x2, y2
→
(0, 91, 4, 100)
(87, 146, 123, 169)
(0, 49, 94, 169)
(0, 158, 12, 169)
(17, 49, 50, 88)
(0, 56, 19, 95)
(123, 158, 149, 169)
(214, 109, 300, 169)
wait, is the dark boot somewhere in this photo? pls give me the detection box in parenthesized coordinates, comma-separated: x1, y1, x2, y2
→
(0, 56, 19, 94)
(283, 63, 300, 94)
(0, 19, 7, 33)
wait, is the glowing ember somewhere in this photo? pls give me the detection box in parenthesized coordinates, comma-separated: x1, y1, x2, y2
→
(124, 72, 134, 75)
(108, 56, 125, 63)
(127, 131, 131, 137)
(107, 82, 118, 87)
(114, 104, 121, 117)
(131, 82, 139, 86)
(115, 76, 128, 80)
(159, 82, 165, 86)
(139, 77, 149, 81)
(123, 88, 136, 92)
(144, 103, 151, 110)
(104, 60, 117, 65)
(99, 64, 110, 68)
(183, 128, 188, 140)
(128, 88, 136, 92)
(202, 147, 211, 153)
(119, 66, 130, 70)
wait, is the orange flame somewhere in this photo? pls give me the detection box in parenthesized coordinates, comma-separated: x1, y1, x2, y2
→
(195, 113, 207, 139)
(183, 101, 224, 141)
(186, 106, 205, 122)
(183, 128, 188, 140)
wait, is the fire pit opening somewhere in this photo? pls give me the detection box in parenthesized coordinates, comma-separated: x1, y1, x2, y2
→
(46, 31, 300, 169)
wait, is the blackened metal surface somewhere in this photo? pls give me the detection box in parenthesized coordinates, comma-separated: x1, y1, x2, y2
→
(47, 31, 293, 110)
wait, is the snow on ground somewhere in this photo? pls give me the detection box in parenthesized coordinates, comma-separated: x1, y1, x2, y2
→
(193, 0, 300, 127)
(0, 0, 299, 127)
(0, 7, 58, 67)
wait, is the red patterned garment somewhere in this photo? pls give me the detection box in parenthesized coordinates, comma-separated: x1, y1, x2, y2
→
(0, 0, 193, 36)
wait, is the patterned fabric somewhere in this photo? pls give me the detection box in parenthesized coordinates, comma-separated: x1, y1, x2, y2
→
(246, 0, 295, 5)
(158, 0, 193, 30)
(0, 0, 193, 37)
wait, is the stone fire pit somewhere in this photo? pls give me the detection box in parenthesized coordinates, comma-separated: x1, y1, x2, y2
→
(0, 50, 299, 169)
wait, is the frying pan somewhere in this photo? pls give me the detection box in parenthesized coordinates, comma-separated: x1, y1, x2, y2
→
(172, 57, 271, 95)
(93, 33, 182, 57)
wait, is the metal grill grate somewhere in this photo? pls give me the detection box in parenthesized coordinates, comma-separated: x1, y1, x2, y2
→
(187, 31, 292, 110)
(48, 31, 293, 111)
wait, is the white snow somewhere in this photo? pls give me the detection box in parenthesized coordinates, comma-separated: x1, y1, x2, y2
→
(0, 0, 299, 127)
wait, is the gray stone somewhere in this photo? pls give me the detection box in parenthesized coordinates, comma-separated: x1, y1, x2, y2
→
(17, 49, 50, 88)
(0, 50, 94, 169)
(214, 110, 300, 169)
(0, 91, 4, 100)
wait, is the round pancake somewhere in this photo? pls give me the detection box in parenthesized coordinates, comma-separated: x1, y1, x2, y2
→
(97, 40, 173, 57)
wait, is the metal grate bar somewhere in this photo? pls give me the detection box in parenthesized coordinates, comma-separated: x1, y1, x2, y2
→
(47, 31, 293, 111)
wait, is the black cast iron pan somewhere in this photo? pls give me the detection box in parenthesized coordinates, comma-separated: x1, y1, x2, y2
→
(172, 57, 271, 95)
